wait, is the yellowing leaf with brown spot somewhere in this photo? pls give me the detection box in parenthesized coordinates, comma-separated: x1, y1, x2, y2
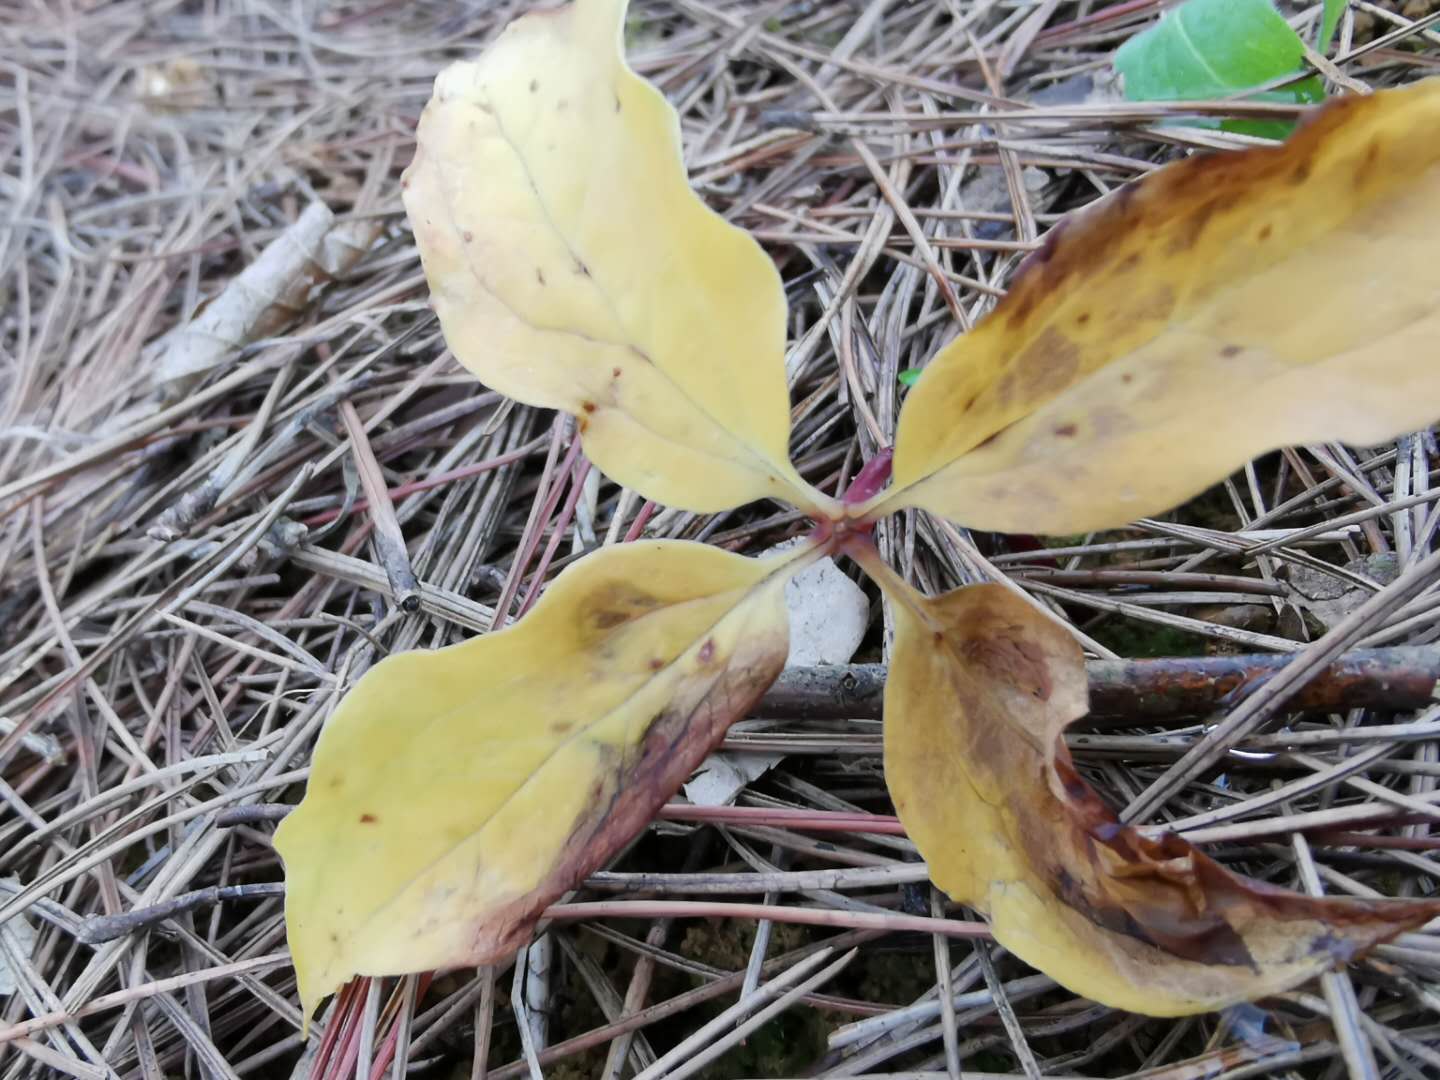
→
(878, 80, 1440, 534)
(276, 541, 801, 1018)
(401, 0, 822, 515)
(881, 579, 1440, 1015)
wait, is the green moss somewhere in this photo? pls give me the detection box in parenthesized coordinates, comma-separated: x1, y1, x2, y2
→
(1089, 617, 1209, 658)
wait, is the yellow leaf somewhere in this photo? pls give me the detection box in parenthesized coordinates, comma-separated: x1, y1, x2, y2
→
(876, 574, 1440, 1015)
(876, 80, 1440, 534)
(401, 0, 826, 516)
(275, 540, 803, 1018)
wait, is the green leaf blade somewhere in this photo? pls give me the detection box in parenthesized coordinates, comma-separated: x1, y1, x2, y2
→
(1115, 0, 1323, 138)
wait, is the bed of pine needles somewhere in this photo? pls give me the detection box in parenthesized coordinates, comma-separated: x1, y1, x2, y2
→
(5, 0, 1440, 1077)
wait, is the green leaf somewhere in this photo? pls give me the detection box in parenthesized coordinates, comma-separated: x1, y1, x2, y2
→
(1319, 0, 1345, 51)
(1115, 0, 1324, 140)
(897, 368, 922, 387)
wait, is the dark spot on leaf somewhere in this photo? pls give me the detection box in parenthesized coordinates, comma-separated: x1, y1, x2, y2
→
(648, 658, 664, 671)
(550, 720, 574, 734)
(585, 582, 662, 631)
(1220, 344, 1242, 358)
(463, 231, 474, 243)
(536, 268, 546, 286)
(963, 393, 978, 412)
(1054, 423, 1077, 438)
(582, 401, 596, 413)
(1118, 252, 1141, 272)
(359, 813, 378, 824)
(1076, 311, 1091, 326)
(614, 95, 622, 113)
(933, 631, 944, 644)
(1290, 159, 1312, 186)
(1121, 372, 1134, 384)
(557, 99, 568, 111)
(612, 366, 622, 378)
(698, 639, 716, 664)
(1257, 223, 1272, 242)
(529, 79, 539, 92)
(575, 260, 591, 276)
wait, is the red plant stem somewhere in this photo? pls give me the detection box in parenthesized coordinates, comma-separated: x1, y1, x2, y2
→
(658, 804, 906, 834)
(517, 457, 593, 616)
(302, 439, 545, 527)
(623, 498, 657, 542)
(1034, 0, 1161, 43)
(366, 974, 435, 1080)
(489, 420, 575, 629)
(311, 978, 362, 1078)
(543, 900, 991, 939)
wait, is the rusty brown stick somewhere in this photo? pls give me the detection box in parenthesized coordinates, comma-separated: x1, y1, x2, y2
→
(758, 647, 1440, 724)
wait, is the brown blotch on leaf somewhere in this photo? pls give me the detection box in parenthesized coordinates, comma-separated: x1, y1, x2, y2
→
(550, 720, 574, 734)
(1355, 138, 1383, 188)
(1117, 252, 1141, 273)
(1220, 344, 1243, 358)
(1131, 286, 1176, 323)
(1054, 423, 1078, 438)
(1076, 311, 1091, 326)
(1168, 197, 1225, 254)
(359, 813, 378, 824)
(647, 657, 664, 671)
(582, 401, 596, 413)
(961, 632, 1053, 701)
(698, 639, 716, 664)
(1290, 159, 1313, 186)
(1011, 326, 1081, 403)
(584, 582, 662, 632)
(612, 366, 622, 378)
(536, 269, 546, 286)
(1002, 284, 1041, 330)
(463, 231, 474, 243)
(1257, 223, 1273, 242)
